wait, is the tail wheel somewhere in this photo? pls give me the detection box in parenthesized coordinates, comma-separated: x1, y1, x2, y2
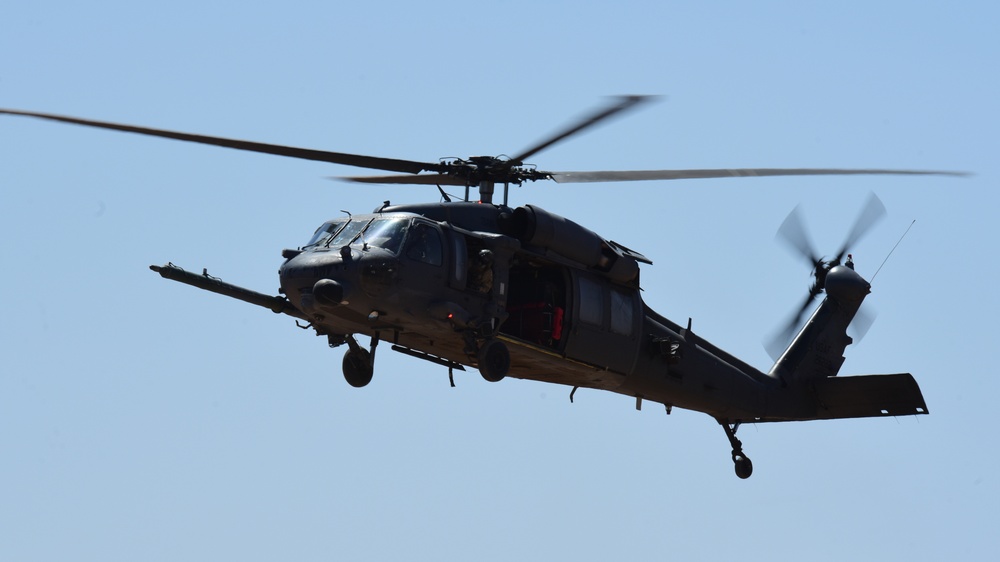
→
(477, 339, 510, 383)
(734, 454, 753, 479)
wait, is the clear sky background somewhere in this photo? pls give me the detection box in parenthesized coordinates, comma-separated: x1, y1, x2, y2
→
(1, 1, 995, 560)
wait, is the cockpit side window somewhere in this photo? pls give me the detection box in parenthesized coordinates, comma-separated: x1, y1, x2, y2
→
(304, 220, 345, 248)
(362, 218, 408, 255)
(405, 223, 443, 266)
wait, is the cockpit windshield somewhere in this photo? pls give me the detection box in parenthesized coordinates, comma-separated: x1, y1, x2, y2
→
(304, 217, 410, 254)
(328, 220, 368, 248)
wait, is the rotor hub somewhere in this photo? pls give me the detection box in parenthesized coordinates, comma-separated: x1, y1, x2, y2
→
(436, 156, 549, 187)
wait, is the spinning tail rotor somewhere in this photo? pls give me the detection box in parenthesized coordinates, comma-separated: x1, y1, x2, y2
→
(767, 193, 887, 360)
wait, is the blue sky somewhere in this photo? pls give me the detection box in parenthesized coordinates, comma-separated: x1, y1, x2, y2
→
(1, 1, 995, 560)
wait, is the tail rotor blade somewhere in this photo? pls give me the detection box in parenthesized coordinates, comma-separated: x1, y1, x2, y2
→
(764, 331, 789, 363)
(848, 304, 877, 343)
(765, 292, 818, 361)
(834, 192, 886, 263)
(776, 204, 820, 265)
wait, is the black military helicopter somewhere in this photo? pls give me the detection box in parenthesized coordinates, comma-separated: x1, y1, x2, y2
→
(1, 97, 962, 478)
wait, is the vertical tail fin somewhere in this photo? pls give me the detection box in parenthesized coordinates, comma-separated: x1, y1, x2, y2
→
(768, 265, 870, 382)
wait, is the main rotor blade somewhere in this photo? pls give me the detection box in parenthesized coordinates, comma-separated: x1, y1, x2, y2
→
(833, 192, 886, 263)
(509, 95, 654, 164)
(0, 108, 441, 175)
(548, 168, 969, 183)
(338, 173, 468, 186)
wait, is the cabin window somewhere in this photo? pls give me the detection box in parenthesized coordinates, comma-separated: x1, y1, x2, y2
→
(406, 223, 443, 266)
(449, 232, 468, 289)
(610, 288, 634, 336)
(578, 277, 604, 326)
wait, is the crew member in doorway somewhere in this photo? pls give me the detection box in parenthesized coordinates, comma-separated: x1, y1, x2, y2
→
(471, 249, 494, 293)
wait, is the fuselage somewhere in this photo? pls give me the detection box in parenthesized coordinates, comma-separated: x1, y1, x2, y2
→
(276, 201, 800, 422)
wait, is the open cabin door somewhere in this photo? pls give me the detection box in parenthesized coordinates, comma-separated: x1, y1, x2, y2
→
(501, 264, 567, 349)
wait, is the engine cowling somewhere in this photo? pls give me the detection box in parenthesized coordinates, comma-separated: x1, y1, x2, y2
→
(504, 204, 639, 284)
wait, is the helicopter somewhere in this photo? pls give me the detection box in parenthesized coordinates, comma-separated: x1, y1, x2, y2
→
(0, 96, 963, 478)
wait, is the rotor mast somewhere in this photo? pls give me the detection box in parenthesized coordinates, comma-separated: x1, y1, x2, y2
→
(476, 180, 509, 205)
(479, 180, 495, 205)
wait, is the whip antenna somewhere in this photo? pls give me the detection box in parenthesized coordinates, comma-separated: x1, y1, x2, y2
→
(871, 219, 915, 282)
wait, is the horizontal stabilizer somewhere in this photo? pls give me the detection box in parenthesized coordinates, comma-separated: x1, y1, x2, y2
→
(811, 373, 928, 420)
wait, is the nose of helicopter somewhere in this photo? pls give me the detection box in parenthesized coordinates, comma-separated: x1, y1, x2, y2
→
(279, 250, 356, 314)
(313, 278, 347, 306)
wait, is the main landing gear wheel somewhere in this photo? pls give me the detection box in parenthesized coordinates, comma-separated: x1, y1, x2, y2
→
(343, 347, 373, 388)
(477, 339, 509, 383)
(720, 420, 753, 479)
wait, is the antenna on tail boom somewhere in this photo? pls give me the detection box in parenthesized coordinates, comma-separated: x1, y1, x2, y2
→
(871, 219, 916, 283)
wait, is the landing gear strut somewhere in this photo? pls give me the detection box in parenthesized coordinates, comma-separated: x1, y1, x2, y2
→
(342, 333, 378, 388)
(720, 420, 753, 479)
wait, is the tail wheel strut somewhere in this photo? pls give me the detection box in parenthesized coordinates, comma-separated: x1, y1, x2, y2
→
(720, 420, 753, 479)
